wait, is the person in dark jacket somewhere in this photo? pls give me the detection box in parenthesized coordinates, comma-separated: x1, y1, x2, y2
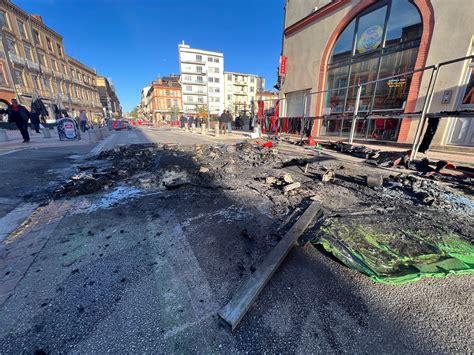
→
(219, 110, 227, 135)
(0, 98, 31, 142)
(30, 97, 49, 133)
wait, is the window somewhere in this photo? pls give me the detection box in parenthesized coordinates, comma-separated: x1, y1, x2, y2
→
(214, 78, 220, 83)
(196, 54, 202, 62)
(37, 52, 45, 66)
(325, 0, 422, 116)
(57, 44, 63, 57)
(186, 85, 192, 92)
(23, 44, 32, 61)
(227, 74, 232, 81)
(0, 67, 7, 86)
(51, 59, 57, 70)
(214, 88, 220, 93)
(62, 63, 67, 74)
(208, 77, 213, 83)
(0, 11, 7, 28)
(166, 90, 170, 96)
(187, 96, 193, 102)
(196, 66, 203, 73)
(214, 58, 219, 63)
(184, 75, 191, 81)
(208, 57, 213, 62)
(250, 86, 254, 92)
(17, 19, 27, 38)
(214, 67, 220, 74)
(32, 30, 41, 45)
(43, 76, 51, 90)
(13, 69, 23, 85)
(32, 74, 40, 89)
(227, 94, 232, 100)
(166, 99, 171, 108)
(46, 37, 53, 51)
(250, 78, 255, 83)
(197, 76, 203, 83)
(5, 36, 16, 54)
(198, 97, 204, 103)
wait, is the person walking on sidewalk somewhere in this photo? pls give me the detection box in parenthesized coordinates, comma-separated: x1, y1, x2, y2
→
(0, 98, 31, 142)
(80, 110, 88, 132)
(219, 110, 227, 135)
(226, 110, 233, 134)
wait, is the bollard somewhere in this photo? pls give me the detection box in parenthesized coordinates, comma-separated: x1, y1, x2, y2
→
(0, 129, 8, 142)
(191, 123, 196, 133)
(215, 125, 220, 137)
(42, 128, 52, 138)
(201, 124, 206, 135)
(88, 130, 100, 143)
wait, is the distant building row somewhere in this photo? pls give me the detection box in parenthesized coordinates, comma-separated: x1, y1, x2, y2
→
(0, 0, 121, 120)
(140, 42, 278, 123)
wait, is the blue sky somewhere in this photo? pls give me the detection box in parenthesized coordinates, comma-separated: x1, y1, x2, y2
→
(15, 0, 285, 112)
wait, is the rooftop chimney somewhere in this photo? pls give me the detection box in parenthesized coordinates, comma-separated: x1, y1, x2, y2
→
(31, 15, 43, 23)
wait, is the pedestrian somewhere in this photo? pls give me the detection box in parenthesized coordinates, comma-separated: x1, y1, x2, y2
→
(0, 98, 31, 142)
(219, 110, 227, 135)
(235, 116, 241, 130)
(80, 110, 88, 132)
(30, 96, 48, 133)
(226, 110, 233, 133)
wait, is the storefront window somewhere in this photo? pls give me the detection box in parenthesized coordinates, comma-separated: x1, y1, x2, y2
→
(325, 0, 422, 116)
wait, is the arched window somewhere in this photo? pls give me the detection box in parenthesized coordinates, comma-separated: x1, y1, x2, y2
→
(325, 0, 422, 115)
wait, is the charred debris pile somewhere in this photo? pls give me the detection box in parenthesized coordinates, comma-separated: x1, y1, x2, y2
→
(52, 141, 473, 283)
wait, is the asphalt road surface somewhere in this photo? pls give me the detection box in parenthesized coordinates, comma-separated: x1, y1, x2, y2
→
(0, 128, 472, 353)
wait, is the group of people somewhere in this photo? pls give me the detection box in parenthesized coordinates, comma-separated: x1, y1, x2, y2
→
(218, 110, 234, 135)
(179, 115, 205, 129)
(0, 97, 92, 143)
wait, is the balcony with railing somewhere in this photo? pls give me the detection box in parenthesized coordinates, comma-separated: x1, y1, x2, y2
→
(181, 68, 207, 75)
(180, 58, 205, 65)
(9, 53, 26, 65)
(181, 79, 207, 86)
(26, 60, 40, 72)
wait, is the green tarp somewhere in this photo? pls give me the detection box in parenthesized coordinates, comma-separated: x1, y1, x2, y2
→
(313, 220, 474, 285)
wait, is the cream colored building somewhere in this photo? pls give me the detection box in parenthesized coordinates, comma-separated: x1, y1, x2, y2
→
(0, 0, 105, 121)
(281, 0, 474, 150)
(224, 72, 264, 115)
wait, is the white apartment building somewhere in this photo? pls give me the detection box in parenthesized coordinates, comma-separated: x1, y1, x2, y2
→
(224, 72, 265, 115)
(178, 42, 224, 115)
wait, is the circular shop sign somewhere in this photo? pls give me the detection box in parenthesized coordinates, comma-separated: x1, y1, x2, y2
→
(357, 25, 383, 54)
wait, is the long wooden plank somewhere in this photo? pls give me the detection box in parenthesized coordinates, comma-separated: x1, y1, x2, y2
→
(218, 202, 322, 330)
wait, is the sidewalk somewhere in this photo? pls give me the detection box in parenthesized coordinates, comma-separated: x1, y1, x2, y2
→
(0, 128, 105, 154)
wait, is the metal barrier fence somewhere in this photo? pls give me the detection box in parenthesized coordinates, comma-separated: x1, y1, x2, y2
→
(275, 55, 474, 161)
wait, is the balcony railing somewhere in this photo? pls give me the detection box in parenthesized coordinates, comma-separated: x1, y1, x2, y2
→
(181, 79, 207, 85)
(180, 58, 205, 65)
(26, 60, 40, 72)
(181, 69, 207, 75)
(9, 53, 26, 65)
